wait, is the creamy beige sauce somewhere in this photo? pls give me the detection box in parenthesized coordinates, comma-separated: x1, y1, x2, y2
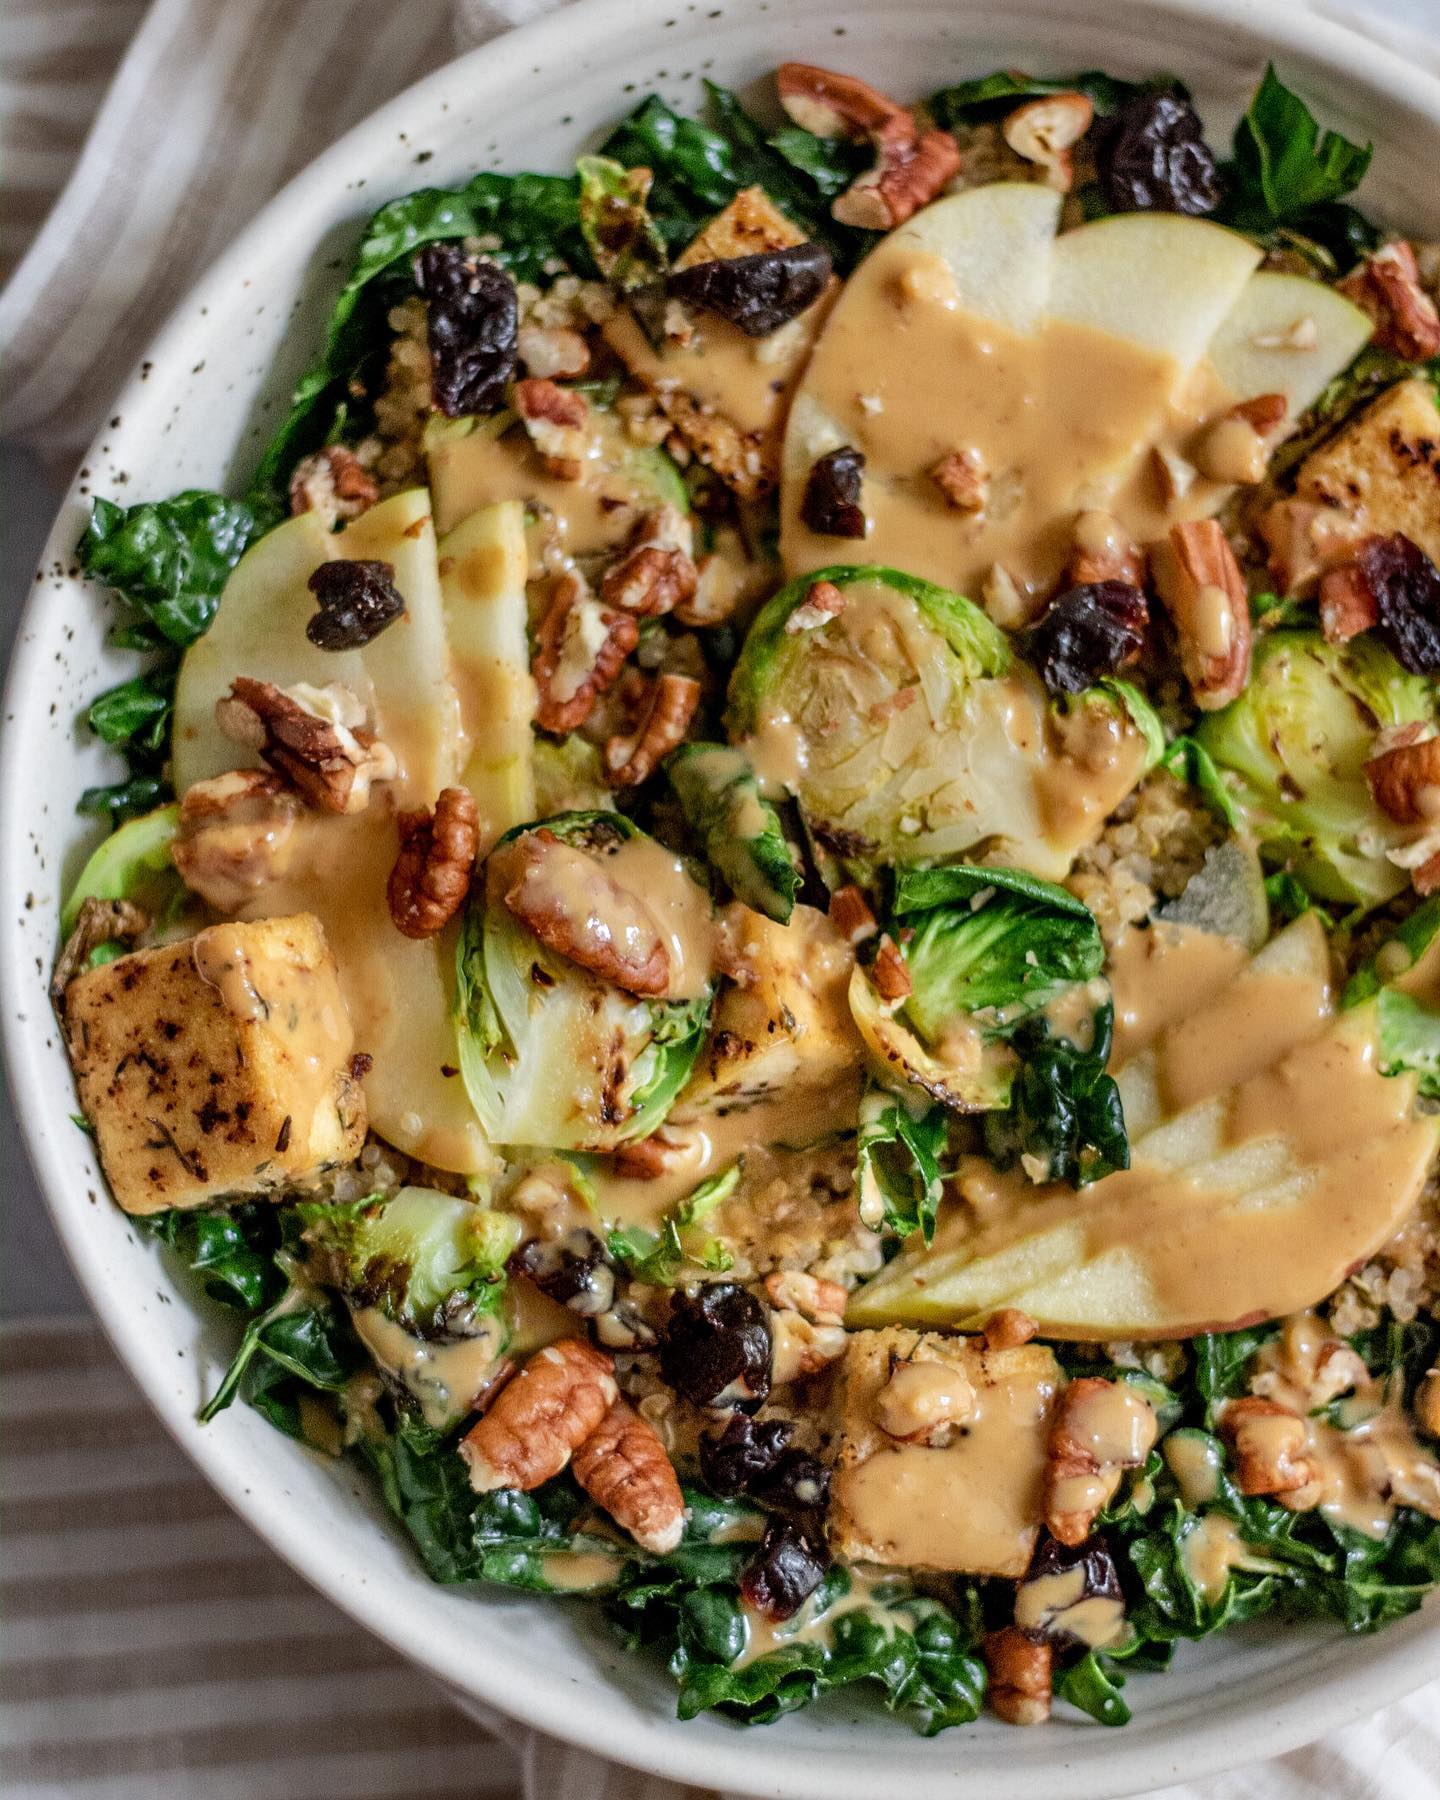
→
(597, 835, 716, 1002)
(540, 1549, 627, 1592)
(733, 1566, 914, 1670)
(1164, 1430, 1224, 1507)
(1048, 1384, 1157, 1523)
(1108, 923, 1249, 1066)
(1180, 1512, 1251, 1602)
(351, 1305, 508, 1431)
(782, 243, 1233, 603)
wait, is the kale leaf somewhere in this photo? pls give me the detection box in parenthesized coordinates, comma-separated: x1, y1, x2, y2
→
(929, 68, 1183, 127)
(983, 1002, 1129, 1187)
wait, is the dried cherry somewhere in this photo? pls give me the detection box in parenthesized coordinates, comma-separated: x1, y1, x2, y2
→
(699, 1413, 794, 1495)
(668, 243, 833, 337)
(305, 559, 406, 650)
(660, 1281, 771, 1411)
(800, 446, 867, 539)
(1016, 1532, 1125, 1648)
(1024, 581, 1149, 696)
(510, 1229, 616, 1317)
(415, 243, 518, 417)
(739, 1518, 829, 1621)
(756, 1446, 831, 1515)
(1097, 93, 1220, 217)
(1355, 532, 1440, 673)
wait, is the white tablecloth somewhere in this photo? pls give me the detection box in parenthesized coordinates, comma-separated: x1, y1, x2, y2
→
(5, 3, 1440, 1795)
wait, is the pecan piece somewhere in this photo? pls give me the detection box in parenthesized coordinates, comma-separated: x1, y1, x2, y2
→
(571, 1396, 686, 1554)
(1002, 93, 1094, 192)
(984, 1627, 1052, 1727)
(459, 1338, 618, 1493)
(1067, 510, 1146, 588)
(215, 678, 397, 814)
(770, 1311, 848, 1384)
(288, 445, 378, 527)
(833, 127, 962, 231)
(531, 570, 639, 733)
(1338, 240, 1440, 360)
(514, 376, 589, 478)
(52, 897, 147, 1011)
(604, 671, 701, 788)
(1219, 1396, 1319, 1500)
(1258, 497, 1365, 596)
(499, 826, 670, 997)
(984, 1308, 1039, 1351)
(1193, 393, 1289, 485)
(516, 322, 591, 380)
(1365, 724, 1440, 825)
(785, 578, 846, 633)
(776, 62, 915, 147)
(172, 768, 301, 913)
(763, 1269, 848, 1323)
(930, 448, 988, 513)
(829, 882, 878, 946)
(387, 785, 479, 939)
(1151, 520, 1252, 710)
(870, 934, 911, 1002)
(599, 506, 698, 618)
(1318, 561, 1380, 643)
(1044, 1377, 1158, 1545)
(876, 1356, 976, 1447)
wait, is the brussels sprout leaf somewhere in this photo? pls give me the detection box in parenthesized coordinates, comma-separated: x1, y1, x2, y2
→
(577, 155, 669, 291)
(856, 1084, 948, 1241)
(668, 743, 799, 923)
(607, 1164, 741, 1284)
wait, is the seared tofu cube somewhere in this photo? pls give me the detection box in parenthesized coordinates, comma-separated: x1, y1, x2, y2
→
(65, 913, 365, 1214)
(675, 904, 862, 1125)
(829, 1326, 1062, 1576)
(1295, 378, 1440, 565)
(602, 187, 838, 498)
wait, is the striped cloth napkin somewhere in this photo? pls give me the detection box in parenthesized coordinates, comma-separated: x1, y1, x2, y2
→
(6, 4, 1440, 1795)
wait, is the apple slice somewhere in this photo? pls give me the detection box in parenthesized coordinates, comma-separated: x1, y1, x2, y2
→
(891, 183, 1062, 336)
(438, 501, 536, 853)
(1205, 271, 1373, 418)
(1046, 214, 1262, 369)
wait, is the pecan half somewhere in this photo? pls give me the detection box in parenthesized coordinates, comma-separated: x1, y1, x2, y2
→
(1338, 240, 1440, 360)
(572, 1396, 686, 1554)
(499, 826, 670, 997)
(604, 671, 701, 788)
(1258, 497, 1365, 596)
(1193, 393, 1289, 485)
(1318, 561, 1380, 643)
(387, 785, 479, 939)
(599, 506, 698, 618)
(776, 63, 913, 145)
(531, 570, 639, 733)
(930, 448, 988, 512)
(833, 127, 962, 231)
(215, 678, 397, 815)
(1219, 1396, 1319, 1500)
(514, 376, 589, 479)
(459, 1338, 618, 1493)
(1045, 1377, 1158, 1545)
(984, 1627, 1052, 1727)
(288, 445, 378, 527)
(52, 897, 147, 1010)
(1067, 510, 1146, 588)
(1151, 520, 1252, 710)
(172, 768, 301, 913)
(1002, 93, 1094, 192)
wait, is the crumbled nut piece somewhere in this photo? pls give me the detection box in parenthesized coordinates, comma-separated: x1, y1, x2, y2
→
(514, 376, 589, 478)
(1259, 498, 1365, 596)
(215, 677, 397, 815)
(1219, 1396, 1319, 1500)
(1364, 725, 1440, 825)
(1193, 393, 1288, 486)
(1067, 510, 1146, 588)
(876, 1356, 976, 1445)
(834, 127, 963, 230)
(771, 1310, 849, 1384)
(1338, 240, 1440, 360)
(52, 897, 148, 1010)
(785, 578, 846, 633)
(499, 826, 671, 997)
(516, 322, 591, 380)
(1002, 93, 1094, 191)
(930, 448, 988, 512)
(288, 445, 378, 527)
(981, 563, 1030, 629)
(571, 1396, 686, 1553)
(984, 1627, 1052, 1727)
(984, 1309, 1039, 1351)
(829, 883, 878, 946)
(612, 1126, 704, 1181)
(1318, 561, 1380, 643)
(871, 935, 911, 1002)
(531, 570, 639, 732)
(460, 1338, 618, 1492)
(172, 768, 301, 913)
(1151, 444, 1197, 506)
(764, 1269, 847, 1324)
(387, 786, 479, 939)
(1252, 315, 1319, 351)
(604, 672, 702, 787)
(1045, 1376, 1158, 1545)
(1151, 520, 1252, 710)
(599, 506, 697, 618)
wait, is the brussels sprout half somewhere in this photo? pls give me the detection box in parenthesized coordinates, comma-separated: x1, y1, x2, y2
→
(454, 811, 714, 1152)
(60, 802, 183, 937)
(726, 565, 1158, 877)
(1195, 631, 1435, 909)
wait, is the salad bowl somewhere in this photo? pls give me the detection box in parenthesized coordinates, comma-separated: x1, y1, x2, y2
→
(6, 0, 1440, 1793)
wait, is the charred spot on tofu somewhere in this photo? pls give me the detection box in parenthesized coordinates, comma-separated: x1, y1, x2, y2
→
(64, 913, 366, 1214)
(828, 1326, 1063, 1577)
(1296, 379, 1440, 567)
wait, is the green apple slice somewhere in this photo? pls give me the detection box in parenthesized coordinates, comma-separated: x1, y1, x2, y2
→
(1046, 214, 1263, 369)
(437, 501, 536, 853)
(891, 183, 1062, 335)
(1205, 271, 1373, 417)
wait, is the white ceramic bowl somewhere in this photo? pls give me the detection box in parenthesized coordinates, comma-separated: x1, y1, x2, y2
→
(7, 2, 1440, 1792)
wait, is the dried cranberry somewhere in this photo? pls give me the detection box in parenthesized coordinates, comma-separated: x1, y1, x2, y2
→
(1024, 581, 1149, 696)
(415, 243, 518, 417)
(1354, 533, 1440, 673)
(669, 243, 833, 337)
(700, 1413, 793, 1495)
(801, 447, 866, 539)
(1016, 1532, 1125, 1649)
(739, 1518, 829, 1621)
(1097, 93, 1220, 217)
(660, 1282, 771, 1411)
(510, 1229, 616, 1317)
(756, 1447, 831, 1516)
(305, 559, 406, 650)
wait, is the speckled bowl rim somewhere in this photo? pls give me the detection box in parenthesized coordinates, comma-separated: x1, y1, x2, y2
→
(7, 1, 1440, 1793)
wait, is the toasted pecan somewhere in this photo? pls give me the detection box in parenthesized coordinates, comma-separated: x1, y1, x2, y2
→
(604, 672, 701, 788)
(531, 571, 639, 733)
(215, 677, 396, 814)
(387, 786, 479, 939)
(572, 1397, 686, 1554)
(500, 827, 671, 997)
(1338, 240, 1440, 360)
(1044, 1377, 1158, 1546)
(1152, 520, 1252, 710)
(459, 1338, 618, 1493)
(984, 1627, 1052, 1727)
